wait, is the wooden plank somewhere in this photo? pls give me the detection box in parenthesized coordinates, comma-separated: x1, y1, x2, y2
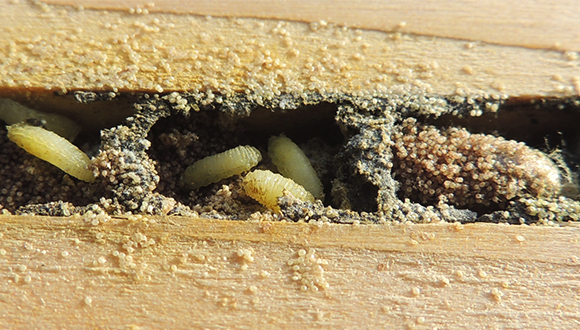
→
(0, 0, 579, 96)
(45, 0, 580, 52)
(1, 215, 579, 328)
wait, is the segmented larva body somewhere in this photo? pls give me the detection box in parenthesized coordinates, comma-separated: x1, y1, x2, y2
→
(7, 124, 95, 182)
(268, 134, 324, 199)
(0, 98, 82, 141)
(243, 169, 315, 212)
(181, 145, 262, 190)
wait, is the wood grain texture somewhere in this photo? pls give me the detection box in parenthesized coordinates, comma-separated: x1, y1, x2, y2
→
(1, 0, 580, 329)
(1, 215, 579, 329)
(0, 0, 579, 96)
(45, 0, 580, 52)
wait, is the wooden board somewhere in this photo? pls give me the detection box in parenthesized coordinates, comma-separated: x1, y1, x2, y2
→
(1, 0, 580, 328)
(45, 0, 580, 52)
(1, 215, 580, 329)
(0, 0, 579, 97)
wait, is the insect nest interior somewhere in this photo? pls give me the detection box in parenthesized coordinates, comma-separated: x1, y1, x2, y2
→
(148, 102, 343, 217)
(0, 91, 579, 225)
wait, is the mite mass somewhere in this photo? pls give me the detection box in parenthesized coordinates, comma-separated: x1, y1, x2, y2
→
(391, 118, 562, 208)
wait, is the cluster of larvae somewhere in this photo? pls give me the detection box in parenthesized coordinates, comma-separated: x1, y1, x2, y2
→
(1, 97, 568, 217)
(0, 99, 95, 183)
(180, 134, 323, 212)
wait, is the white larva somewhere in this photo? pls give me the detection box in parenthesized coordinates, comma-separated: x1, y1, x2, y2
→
(243, 169, 315, 213)
(0, 98, 82, 141)
(268, 134, 324, 199)
(7, 124, 95, 182)
(181, 145, 262, 190)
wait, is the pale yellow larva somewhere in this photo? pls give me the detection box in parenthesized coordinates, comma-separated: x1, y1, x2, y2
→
(0, 98, 82, 141)
(243, 169, 315, 213)
(268, 134, 324, 199)
(7, 124, 95, 183)
(181, 145, 262, 190)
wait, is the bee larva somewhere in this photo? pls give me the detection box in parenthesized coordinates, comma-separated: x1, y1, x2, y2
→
(0, 98, 82, 141)
(7, 124, 95, 183)
(268, 134, 324, 199)
(180, 145, 262, 190)
(243, 169, 315, 213)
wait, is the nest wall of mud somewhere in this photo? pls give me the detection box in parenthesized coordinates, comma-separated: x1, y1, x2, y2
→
(1, 92, 580, 225)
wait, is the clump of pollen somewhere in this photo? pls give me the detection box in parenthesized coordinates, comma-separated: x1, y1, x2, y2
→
(391, 118, 562, 208)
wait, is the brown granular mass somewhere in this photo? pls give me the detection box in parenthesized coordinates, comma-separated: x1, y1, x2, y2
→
(391, 118, 562, 208)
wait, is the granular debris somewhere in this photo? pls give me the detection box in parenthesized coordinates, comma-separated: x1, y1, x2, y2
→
(1, 91, 580, 225)
(391, 117, 561, 210)
(288, 248, 329, 292)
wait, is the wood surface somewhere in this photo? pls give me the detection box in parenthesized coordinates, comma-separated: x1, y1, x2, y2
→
(0, 0, 579, 97)
(45, 0, 580, 52)
(1, 0, 580, 329)
(1, 215, 580, 329)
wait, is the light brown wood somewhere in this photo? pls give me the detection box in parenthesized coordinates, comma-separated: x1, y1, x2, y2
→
(0, 0, 579, 96)
(1, 215, 580, 329)
(2, 0, 580, 329)
(45, 0, 580, 52)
